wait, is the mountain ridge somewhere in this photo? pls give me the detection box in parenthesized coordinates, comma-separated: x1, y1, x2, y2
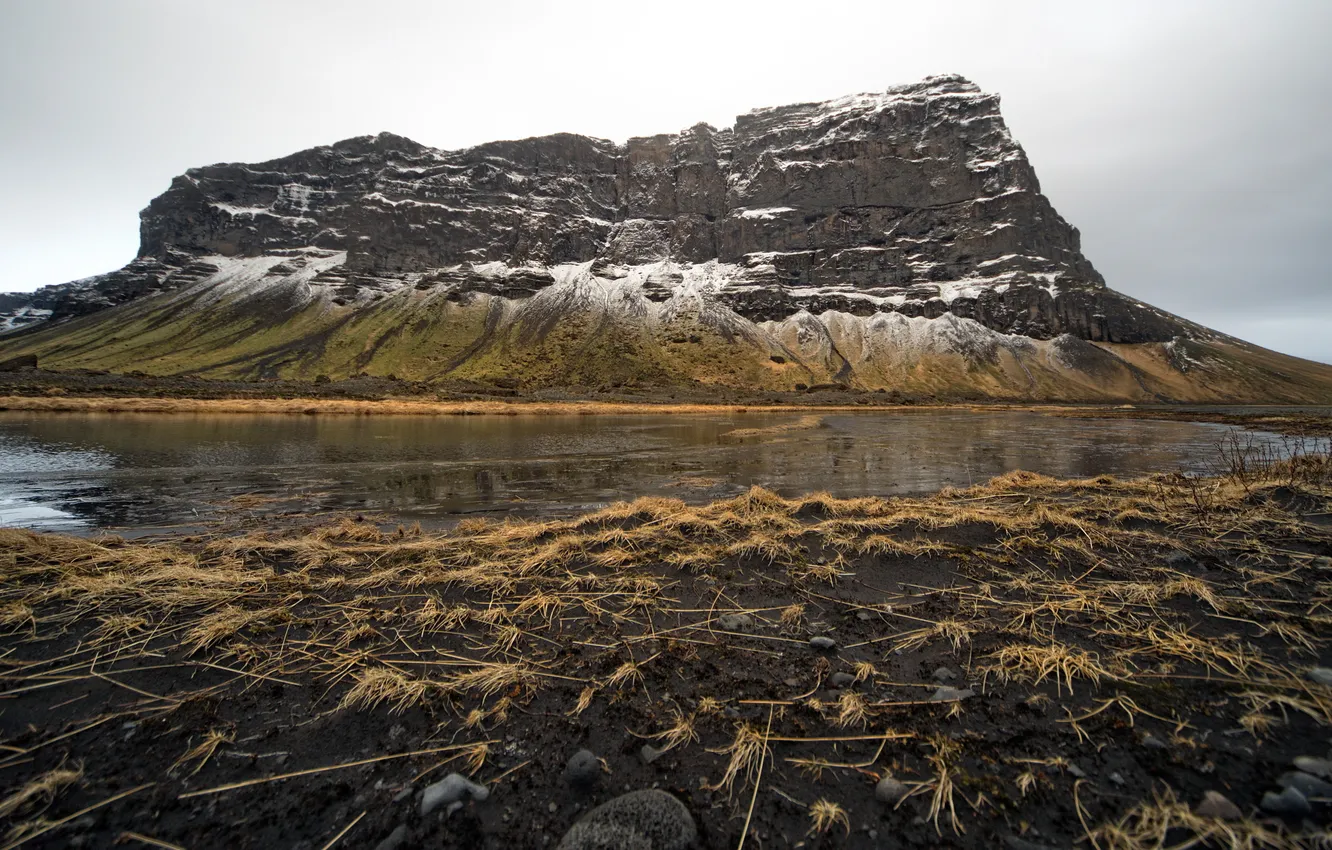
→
(2, 74, 1330, 402)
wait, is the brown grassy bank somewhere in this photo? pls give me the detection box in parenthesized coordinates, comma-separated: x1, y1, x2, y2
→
(1, 455, 1331, 847)
(0, 395, 921, 418)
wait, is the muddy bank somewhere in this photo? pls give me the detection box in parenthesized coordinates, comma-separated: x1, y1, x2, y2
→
(0, 368, 924, 409)
(1, 457, 1331, 848)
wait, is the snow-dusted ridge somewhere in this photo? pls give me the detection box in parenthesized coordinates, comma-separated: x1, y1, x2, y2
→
(0, 73, 1287, 400)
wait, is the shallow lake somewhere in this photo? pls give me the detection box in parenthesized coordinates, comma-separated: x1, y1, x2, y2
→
(0, 409, 1299, 532)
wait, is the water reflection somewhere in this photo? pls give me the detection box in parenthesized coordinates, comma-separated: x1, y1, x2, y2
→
(0, 410, 1298, 533)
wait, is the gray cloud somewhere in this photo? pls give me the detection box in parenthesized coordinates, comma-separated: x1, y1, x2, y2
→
(2, 0, 1328, 362)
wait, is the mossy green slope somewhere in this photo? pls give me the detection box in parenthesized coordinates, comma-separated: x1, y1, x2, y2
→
(4, 278, 1332, 403)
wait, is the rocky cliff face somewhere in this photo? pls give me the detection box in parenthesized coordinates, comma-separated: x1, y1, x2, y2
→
(1, 75, 1327, 402)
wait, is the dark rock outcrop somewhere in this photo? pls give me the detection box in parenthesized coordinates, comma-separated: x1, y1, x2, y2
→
(0, 75, 1189, 345)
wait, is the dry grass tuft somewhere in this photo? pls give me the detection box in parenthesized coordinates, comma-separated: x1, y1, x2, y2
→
(981, 643, 1114, 695)
(807, 798, 851, 836)
(450, 662, 539, 697)
(706, 722, 769, 800)
(1088, 787, 1290, 849)
(0, 765, 83, 818)
(340, 667, 433, 713)
(171, 729, 234, 777)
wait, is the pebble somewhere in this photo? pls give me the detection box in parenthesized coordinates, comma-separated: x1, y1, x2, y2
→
(829, 672, 857, 688)
(1195, 791, 1242, 820)
(1164, 549, 1194, 567)
(1142, 734, 1169, 750)
(564, 749, 601, 787)
(856, 610, 873, 621)
(1309, 668, 1332, 686)
(717, 613, 754, 632)
(1261, 786, 1312, 816)
(1295, 756, 1332, 779)
(875, 775, 907, 803)
(1279, 771, 1332, 798)
(1108, 772, 1125, 786)
(639, 744, 664, 765)
(420, 773, 488, 817)
(1066, 762, 1088, 779)
(550, 802, 559, 814)
(557, 789, 696, 850)
(929, 686, 974, 702)
(809, 636, 837, 651)
(933, 666, 958, 683)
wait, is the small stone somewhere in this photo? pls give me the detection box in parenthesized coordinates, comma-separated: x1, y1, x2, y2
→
(1164, 549, 1194, 567)
(1309, 668, 1332, 686)
(1108, 772, 1125, 786)
(1261, 786, 1312, 816)
(717, 613, 754, 632)
(829, 672, 857, 688)
(1142, 734, 1169, 750)
(640, 744, 664, 765)
(1195, 791, 1242, 820)
(1067, 762, 1088, 779)
(875, 775, 907, 803)
(932, 667, 958, 683)
(809, 636, 837, 651)
(564, 749, 601, 787)
(557, 789, 696, 850)
(929, 686, 974, 702)
(1295, 756, 1332, 779)
(856, 610, 873, 621)
(783, 677, 800, 687)
(420, 773, 488, 817)
(1279, 771, 1332, 798)
(550, 802, 559, 814)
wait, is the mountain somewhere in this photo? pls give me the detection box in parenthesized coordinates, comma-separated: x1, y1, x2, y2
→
(2, 74, 1330, 402)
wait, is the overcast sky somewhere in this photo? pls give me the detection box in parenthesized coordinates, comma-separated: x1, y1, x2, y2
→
(2, 0, 1329, 362)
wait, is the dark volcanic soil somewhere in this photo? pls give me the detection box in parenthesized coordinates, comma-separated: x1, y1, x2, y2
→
(1, 463, 1332, 848)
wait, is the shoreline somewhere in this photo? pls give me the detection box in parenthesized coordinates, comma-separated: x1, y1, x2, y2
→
(0, 395, 1328, 438)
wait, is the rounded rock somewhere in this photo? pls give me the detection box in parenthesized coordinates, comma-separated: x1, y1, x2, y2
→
(420, 773, 488, 817)
(929, 686, 974, 702)
(829, 672, 857, 688)
(1308, 668, 1332, 686)
(564, 749, 601, 787)
(875, 775, 907, 803)
(809, 636, 837, 651)
(1294, 756, 1332, 779)
(1195, 791, 1242, 820)
(372, 824, 411, 850)
(717, 613, 754, 632)
(557, 789, 696, 850)
(1261, 786, 1312, 816)
(932, 666, 958, 683)
(1279, 771, 1332, 798)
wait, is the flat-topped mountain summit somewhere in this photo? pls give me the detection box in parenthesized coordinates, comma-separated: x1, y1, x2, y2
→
(3, 75, 1329, 401)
